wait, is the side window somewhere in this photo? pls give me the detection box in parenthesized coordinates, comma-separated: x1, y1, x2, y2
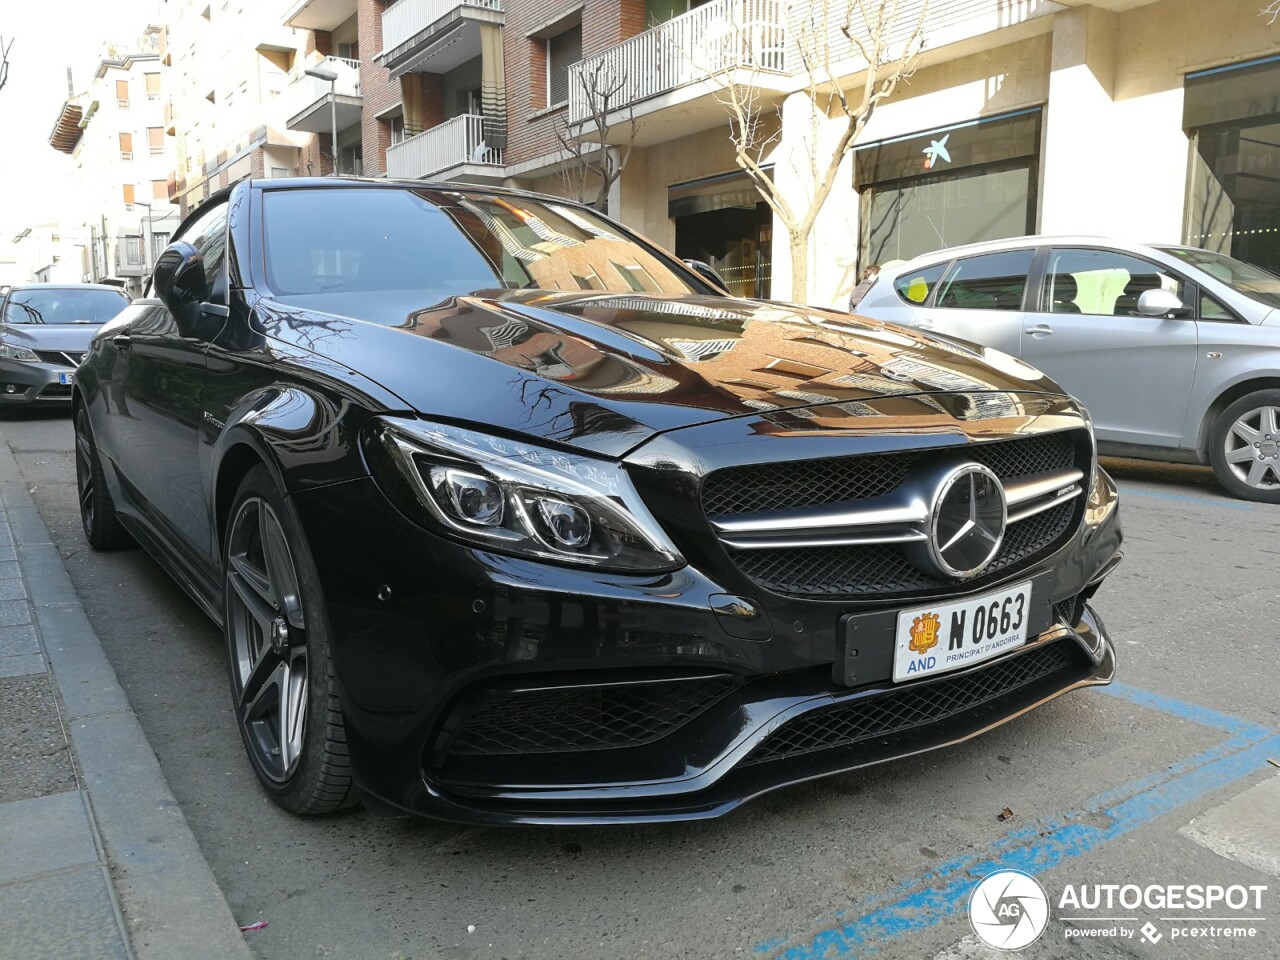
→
(1043, 249, 1187, 318)
(893, 262, 947, 305)
(172, 202, 229, 302)
(1199, 291, 1235, 322)
(935, 250, 1034, 311)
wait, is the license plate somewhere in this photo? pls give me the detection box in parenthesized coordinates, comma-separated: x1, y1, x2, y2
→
(58, 372, 74, 386)
(893, 580, 1033, 682)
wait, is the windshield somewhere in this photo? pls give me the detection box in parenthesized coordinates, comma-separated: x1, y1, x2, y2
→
(1157, 247, 1280, 310)
(262, 188, 705, 314)
(3, 288, 129, 325)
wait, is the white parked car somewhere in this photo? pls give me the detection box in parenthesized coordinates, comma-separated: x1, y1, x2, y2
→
(853, 236, 1280, 501)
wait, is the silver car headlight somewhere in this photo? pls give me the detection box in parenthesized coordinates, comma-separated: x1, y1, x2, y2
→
(0, 342, 39, 362)
(374, 417, 685, 573)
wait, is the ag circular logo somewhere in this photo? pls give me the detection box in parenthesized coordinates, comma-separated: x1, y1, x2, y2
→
(969, 870, 1050, 950)
(927, 463, 1007, 578)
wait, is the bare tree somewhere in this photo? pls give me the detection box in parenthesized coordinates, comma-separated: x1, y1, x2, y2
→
(0, 36, 13, 94)
(700, 0, 929, 304)
(556, 59, 640, 213)
(1265, 1, 1280, 24)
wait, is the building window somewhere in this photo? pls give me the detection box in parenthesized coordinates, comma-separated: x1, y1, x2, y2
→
(546, 24, 582, 107)
(389, 114, 406, 145)
(119, 132, 133, 160)
(145, 72, 162, 99)
(124, 236, 143, 264)
(854, 109, 1041, 269)
(148, 127, 164, 155)
(270, 166, 290, 178)
(116, 79, 130, 108)
(152, 179, 168, 200)
(122, 184, 135, 208)
(1184, 57, 1280, 273)
(151, 232, 170, 261)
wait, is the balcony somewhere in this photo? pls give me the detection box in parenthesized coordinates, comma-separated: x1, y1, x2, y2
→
(284, 0, 358, 31)
(379, 0, 504, 78)
(567, 0, 788, 146)
(385, 114, 504, 181)
(284, 56, 362, 134)
(163, 99, 176, 135)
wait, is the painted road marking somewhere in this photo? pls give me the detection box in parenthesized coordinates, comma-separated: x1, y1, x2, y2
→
(753, 683, 1277, 959)
(1116, 487, 1257, 511)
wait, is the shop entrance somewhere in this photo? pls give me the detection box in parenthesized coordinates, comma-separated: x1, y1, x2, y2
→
(1185, 57, 1280, 273)
(669, 171, 772, 299)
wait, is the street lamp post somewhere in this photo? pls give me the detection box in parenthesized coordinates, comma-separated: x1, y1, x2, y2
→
(134, 200, 153, 295)
(304, 65, 340, 175)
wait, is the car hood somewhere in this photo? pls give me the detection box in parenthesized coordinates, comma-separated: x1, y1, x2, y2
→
(258, 291, 1067, 458)
(1, 323, 105, 351)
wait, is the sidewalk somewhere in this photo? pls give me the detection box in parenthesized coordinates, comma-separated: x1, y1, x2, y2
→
(0, 434, 251, 960)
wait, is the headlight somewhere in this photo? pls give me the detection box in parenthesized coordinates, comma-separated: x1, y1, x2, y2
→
(372, 417, 685, 573)
(0, 342, 39, 362)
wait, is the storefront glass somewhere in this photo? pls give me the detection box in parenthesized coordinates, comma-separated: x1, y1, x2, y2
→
(1184, 57, 1280, 273)
(669, 171, 772, 299)
(854, 109, 1041, 272)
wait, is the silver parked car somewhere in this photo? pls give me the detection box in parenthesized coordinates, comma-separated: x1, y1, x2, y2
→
(0, 284, 130, 406)
(854, 237, 1280, 502)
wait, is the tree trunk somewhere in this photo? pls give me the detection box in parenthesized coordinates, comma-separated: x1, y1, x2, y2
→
(789, 229, 809, 305)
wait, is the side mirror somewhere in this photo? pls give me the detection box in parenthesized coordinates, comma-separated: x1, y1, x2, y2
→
(1137, 288, 1190, 318)
(683, 258, 731, 295)
(153, 241, 207, 313)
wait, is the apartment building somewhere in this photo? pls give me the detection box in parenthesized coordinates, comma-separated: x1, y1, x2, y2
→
(48, 29, 180, 296)
(3, 225, 87, 285)
(533, 0, 1280, 308)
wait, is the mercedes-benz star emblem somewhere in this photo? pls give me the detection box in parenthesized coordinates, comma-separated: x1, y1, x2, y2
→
(927, 463, 1007, 578)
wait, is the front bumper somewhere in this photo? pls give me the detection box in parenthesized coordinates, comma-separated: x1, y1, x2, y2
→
(0, 361, 76, 404)
(290, 465, 1122, 825)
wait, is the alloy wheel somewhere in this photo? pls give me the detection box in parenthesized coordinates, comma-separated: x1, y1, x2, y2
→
(1223, 405, 1280, 491)
(74, 412, 96, 537)
(226, 497, 309, 783)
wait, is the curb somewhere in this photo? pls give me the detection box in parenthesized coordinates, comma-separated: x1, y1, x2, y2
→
(0, 437, 253, 960)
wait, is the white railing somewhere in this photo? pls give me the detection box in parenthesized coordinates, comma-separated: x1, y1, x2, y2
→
(386, 114, 503, 179)
(382, 0, 503, 53)
(568, 0, 786, 124)
(287, 56, 361, 120)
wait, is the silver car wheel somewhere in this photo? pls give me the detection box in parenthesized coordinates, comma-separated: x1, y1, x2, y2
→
(226, 496, 309, 783)
(1223, 405, 1280, 491)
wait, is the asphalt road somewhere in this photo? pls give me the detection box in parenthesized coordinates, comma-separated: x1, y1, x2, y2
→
(5, 408, 1280, 960)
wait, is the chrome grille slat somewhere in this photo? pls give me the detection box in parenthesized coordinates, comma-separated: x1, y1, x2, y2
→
(702, 431, 1088, 599)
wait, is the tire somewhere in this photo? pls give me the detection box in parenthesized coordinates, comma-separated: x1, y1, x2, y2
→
(1208, 389, 1280, 504)
(74, 407, 134, 550)
(222, 464, 357, 815)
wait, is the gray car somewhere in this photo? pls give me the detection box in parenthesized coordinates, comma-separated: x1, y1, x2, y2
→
(854, 237, 1280, 502)
(0, 284, 130, 406)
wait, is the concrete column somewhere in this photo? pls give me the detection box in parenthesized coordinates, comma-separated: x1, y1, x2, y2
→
(772, 90, 859, 308)
(1039, 5, 1120, 235)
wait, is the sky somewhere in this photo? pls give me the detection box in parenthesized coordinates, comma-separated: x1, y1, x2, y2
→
(0, 0, 159, 243)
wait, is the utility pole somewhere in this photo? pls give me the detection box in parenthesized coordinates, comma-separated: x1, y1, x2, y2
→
(304, 65, 340, 175)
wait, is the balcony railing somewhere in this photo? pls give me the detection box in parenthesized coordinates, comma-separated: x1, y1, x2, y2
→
(568, 0, 786, 125)
(285, 56, 362, 129)
(382, 0, 503, 54)
(386, 114, 503, 180)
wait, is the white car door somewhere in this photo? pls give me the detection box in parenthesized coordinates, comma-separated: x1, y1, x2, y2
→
(1018, 247, 1199, 446)
(899, 249, 1035, 357)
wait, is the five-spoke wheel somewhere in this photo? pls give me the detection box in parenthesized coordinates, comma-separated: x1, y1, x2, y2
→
(223, 466, 355, 813)
(1210, 390, 1280, 503)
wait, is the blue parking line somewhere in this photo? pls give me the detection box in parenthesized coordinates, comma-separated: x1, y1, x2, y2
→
(1117, 487, 1256, 510)
(753, 684, 1277, 959)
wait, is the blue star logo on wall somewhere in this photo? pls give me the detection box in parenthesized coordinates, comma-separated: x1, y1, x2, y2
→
(922, 133, 952, 169)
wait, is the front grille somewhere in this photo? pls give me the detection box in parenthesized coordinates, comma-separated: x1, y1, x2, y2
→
(742, 640, 1078, 766)
(703, 432, 1077, 517)
(704, 431, 1086, 600)
(445, 675, 740, 756)
(34, 350, 84, 367)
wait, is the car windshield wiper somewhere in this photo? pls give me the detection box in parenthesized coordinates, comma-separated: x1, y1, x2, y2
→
(7, 302, 44, 324)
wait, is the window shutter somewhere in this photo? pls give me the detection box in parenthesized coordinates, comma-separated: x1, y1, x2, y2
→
(119, 132, 133, 155)
(123, 184, 135, 204)
(547, 25, 582, 106)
